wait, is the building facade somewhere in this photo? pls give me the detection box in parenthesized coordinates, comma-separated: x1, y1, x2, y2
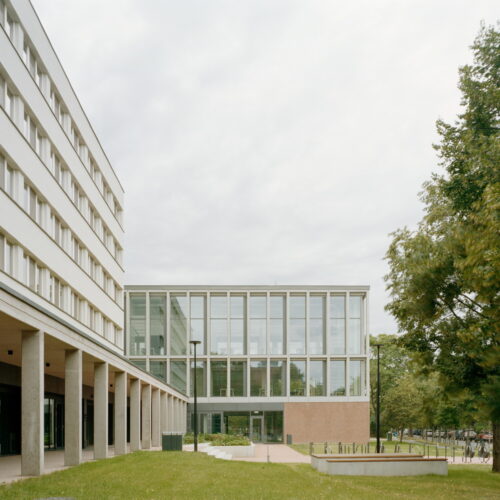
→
(125, 286, 370, 443)
(0, 0, 186, 476)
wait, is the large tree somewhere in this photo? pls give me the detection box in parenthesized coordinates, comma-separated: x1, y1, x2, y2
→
(385, 24, 500, 472)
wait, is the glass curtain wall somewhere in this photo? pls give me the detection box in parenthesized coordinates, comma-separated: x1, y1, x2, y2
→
(190, 360, 207, 397)
(348, 296, 363, 354)
(289, 295, 305, 354)
(210, 295, 227, 355)
(290, 360, 306, 396)
(349, 359, 366, 396)
(249, 295, 266, 355)
(129, 294, 146, 355)
(270, 360, 286, 396)
(150, 360, 166, 382)
(250, 360, 267, 396)
(270, 295, 285, 354)
(149, 294, 166, 355)
(211, 360, 227, 396)
(170, 295, 187, 355)
(170, 360, 187, 393)
(230, 361, 247, 396)
(309, 360, 326, 396)
(190, 295, 206, 355)
(230, 295, 245, 355)
(330, 360, 346, 395)
(330, 295, 345, 354)
(309, 295, 325, 354)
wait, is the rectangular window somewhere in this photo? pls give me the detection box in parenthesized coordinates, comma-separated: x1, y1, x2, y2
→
(330, 360, 346, 396)
(0, 233, 4, 271)
(190, 295, 206, 355)
(309, 295, 325, 355)
(270, 361, 286, 396)
(289, 295, 306, 355)
(150, 295, 166, 355)
(349, 359, 366, 396)
(210, 360, 227, 397)
(270, 295, 285, 354)
(330, 295, 346, 354)
(170, 295, 187, 355)
(250, 360, 267, 397)
(150, 360, 167, 382)
(249, 295, 266, 355)
(309, 360, 326, 396)
(170, 360, 187, 393)
(210, 295, 227, 355)
(230, 295, 245, 355)
(129, 294, 146, 355)
(230, 360, 246, 397)
(290, 360, 306, 396)
(190, 360, 207, 397)
(348, 296, 363, 354)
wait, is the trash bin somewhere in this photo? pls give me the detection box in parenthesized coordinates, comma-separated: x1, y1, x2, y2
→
(286, 434, 293, 445)
(162, 432, 183, 451)
(386, 432, 392, 442)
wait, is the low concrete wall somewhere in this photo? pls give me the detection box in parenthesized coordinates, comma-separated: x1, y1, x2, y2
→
(312, 454, 424, 473)
(325, 458, 448, 476)
(212, 443, 255, 457)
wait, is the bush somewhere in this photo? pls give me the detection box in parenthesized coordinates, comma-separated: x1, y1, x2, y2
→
(183, 433, 251, 446)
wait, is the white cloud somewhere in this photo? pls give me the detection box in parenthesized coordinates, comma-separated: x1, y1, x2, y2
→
(32, 0, 499, 335)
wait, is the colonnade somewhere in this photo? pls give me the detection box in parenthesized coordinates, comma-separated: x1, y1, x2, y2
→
(21, 329, 188, 476)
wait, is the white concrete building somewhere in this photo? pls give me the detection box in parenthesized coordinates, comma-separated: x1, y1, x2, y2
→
(125, 286, 370, 444)
(0, 0, 187, 477)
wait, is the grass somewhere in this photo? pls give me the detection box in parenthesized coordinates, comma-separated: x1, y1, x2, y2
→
(0, 451, 499, 500)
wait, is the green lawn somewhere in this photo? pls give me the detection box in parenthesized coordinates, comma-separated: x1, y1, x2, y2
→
(1, 451, 499, 500)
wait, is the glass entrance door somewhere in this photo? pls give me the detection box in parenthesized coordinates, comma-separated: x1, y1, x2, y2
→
(250, 416, 264, 442)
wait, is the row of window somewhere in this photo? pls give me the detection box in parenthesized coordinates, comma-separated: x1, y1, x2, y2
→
(128, 292, 366, 357)
(0, 73, 123, 265)
(0, 154, 123, 307)
(132, 358, 367, 398)
(0, 231, 123, 346)
(0, 0, 123, 225)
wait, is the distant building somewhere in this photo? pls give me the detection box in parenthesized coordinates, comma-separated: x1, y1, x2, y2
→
(125, 286, 370, 443)
(0, 0, 186, 476)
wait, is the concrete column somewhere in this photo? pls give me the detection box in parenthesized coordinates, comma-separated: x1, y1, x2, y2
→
(94, 362, 108, 460)
(21, 330, 44, 476)
(64, 349, 82, 466)
(160, 392, 168, 433)
(141, 384, 151, 449)
(130, 378, 141, 451)
(114, 371, 127, 456)
(168, 396, 174, 431)
(151, 388, 160, 447)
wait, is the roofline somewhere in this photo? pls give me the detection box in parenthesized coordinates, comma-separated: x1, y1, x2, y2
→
(124, 285, 370, 291)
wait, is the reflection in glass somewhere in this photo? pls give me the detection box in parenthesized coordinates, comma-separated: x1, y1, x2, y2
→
(210, 295, 227, 355)
(190, 360, 207, 397)
(230, 361, 247, 396)
(330, 295, 345, 354)
(250, 360, 267, 396)
(170, 295, 187, 355)
(270, 295, 284, 354)
(309, 360, 326, 396)
(249, 295, 266, 355)
(270, 360, 286, 396)
(309, 296, 325, 355)
(349, 359, 366, 396)
(190, 296, 206, 354)
(211, 360, 227, 396)
(150, 360, 166, 382)
(290, 360, 306, 396)
(129, 294, 146, 355)
(330, 360, 346, 396)
(150, 295, 166, 355)
(170, 360, 187, 393)
(348, 296, 363, 354)
(289, 296, 305, 355)
(230, 296, 245, 355)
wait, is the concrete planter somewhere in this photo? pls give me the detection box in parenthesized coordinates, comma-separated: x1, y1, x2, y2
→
(212, 443, 255, 458)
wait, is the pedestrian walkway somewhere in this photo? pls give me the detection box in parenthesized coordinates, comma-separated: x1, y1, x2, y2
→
(234, 444, 311, 463)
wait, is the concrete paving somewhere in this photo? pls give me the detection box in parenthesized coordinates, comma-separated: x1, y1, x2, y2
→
(0, 445, 161, 485)
(233, 444, 311, 463)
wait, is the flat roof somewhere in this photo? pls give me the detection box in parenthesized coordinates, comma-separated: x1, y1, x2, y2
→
(124, 285, 370, 291)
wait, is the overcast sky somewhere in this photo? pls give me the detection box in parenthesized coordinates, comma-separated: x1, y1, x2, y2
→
(32, 0, 498, 335)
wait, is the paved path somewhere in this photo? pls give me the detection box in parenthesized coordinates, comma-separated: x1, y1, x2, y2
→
(234, 444, 311, 463)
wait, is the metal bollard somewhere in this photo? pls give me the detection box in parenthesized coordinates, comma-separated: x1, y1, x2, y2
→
(309, 442, 313, 455)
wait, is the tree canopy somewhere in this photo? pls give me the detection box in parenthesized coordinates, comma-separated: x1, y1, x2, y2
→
(384, 24, 500, 472)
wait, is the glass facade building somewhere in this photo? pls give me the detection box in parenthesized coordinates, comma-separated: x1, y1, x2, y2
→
(125, 285, 370, 443)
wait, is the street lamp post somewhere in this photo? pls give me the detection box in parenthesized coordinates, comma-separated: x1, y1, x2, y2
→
(189, 340, 201, 452)
(374, 343, 382, 453)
